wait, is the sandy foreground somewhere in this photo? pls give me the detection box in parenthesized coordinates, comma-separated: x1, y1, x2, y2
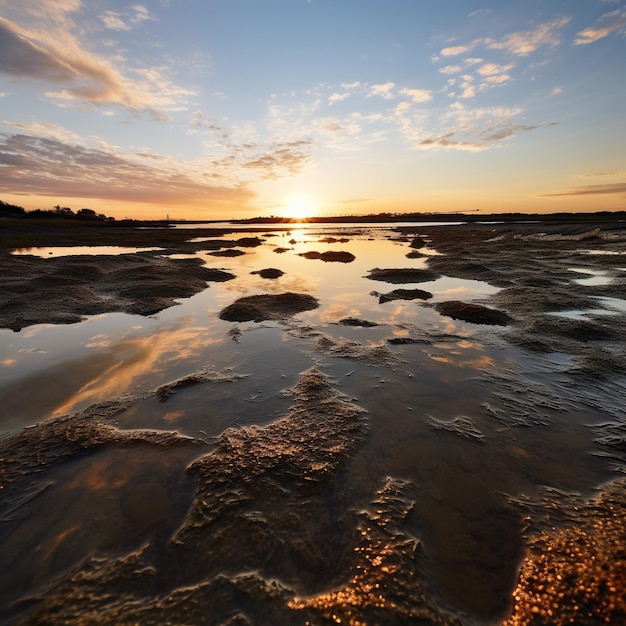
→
(1, 217, 626, 624)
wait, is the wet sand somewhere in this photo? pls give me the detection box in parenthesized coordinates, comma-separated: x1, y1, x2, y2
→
(1, 217, 626, 624)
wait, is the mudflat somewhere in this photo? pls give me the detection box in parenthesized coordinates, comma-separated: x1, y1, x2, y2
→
(1, 216, 626, 625)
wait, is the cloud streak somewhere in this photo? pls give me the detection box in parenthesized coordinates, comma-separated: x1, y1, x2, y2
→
(574, 10, 626, 44)
(0, 8, 191, 118)
(0, 127, 315, 207)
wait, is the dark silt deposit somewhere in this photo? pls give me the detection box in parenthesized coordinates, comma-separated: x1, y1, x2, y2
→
(2, 218, 626, 624)
(299, 250, 356, 262)
(434, 300, 513, 326)
(366, 267, 440, 283)
(374, 287, 434, 303)
(218, 292, 319, 322)
(0, 252, 234, 331)
(251, 267, 285, 278)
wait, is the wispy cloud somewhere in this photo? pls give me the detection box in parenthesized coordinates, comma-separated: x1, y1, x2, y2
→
(0, 118, 315, 205)
(487, 17, 571, 56)
(418, 103, 544, 151)
(574, 9, 626, 45)
(0, 6, 190, 118)
(0, 132, 252, 206)
(369, 82, 396, 100)
(436, 18, 571, 60)
(398, 87, 432, 104)
(542, 183, 626, 197)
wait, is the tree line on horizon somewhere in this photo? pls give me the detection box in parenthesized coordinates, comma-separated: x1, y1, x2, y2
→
(0, 200, 114, 221)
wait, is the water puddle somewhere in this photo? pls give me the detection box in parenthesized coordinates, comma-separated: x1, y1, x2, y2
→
(11, 246, 164, 257)
(568, 267, 613, 286)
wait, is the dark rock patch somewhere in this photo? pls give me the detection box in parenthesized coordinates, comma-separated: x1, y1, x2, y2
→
(251, 268, 284, 279)
(219, 292, 319, 322)
(338, 317, 379, 327)
(387, 337, 430, 345)
(273, 247, 291, 254)
(319, 237, 350, 244)
(208, 249, 246, 257)
(0, 254, 235, 331)
(435, 300, 512, 326)
(366, 268, 440, 284)
(375, 288, 433, 303)
(299, 250, 355, 263)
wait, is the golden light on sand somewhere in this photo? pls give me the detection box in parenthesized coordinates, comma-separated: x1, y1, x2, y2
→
(281, 194, 319, 220)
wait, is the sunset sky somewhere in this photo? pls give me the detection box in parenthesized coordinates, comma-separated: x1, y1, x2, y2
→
(1, 1, 625, 220)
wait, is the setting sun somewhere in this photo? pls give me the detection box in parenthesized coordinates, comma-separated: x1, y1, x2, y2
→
(281, 195, 319, 221)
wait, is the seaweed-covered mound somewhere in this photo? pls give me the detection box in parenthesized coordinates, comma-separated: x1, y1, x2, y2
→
(219, 292, 319, 322)
(299, 250, 355, 263)
(366, 268, 440, 284)
(435, 301, 512, 326)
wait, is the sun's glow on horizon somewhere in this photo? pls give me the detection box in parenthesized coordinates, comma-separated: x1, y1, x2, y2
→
(279, 194, 320, 221)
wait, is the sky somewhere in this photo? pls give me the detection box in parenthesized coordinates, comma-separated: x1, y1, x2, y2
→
(0, 0, 625, 220)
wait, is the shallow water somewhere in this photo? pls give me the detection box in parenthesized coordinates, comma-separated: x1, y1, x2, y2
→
(1, 225, 625, 624)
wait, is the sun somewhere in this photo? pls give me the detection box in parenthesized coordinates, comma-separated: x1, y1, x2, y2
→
(281, 194, 318, 221)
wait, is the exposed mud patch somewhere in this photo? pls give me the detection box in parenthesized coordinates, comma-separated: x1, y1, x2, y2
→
(218, 292, 319, 322)
(373, 287, 433, 303)
(156, 367, 246, 402)
(208, 248, 246, 257)
(337, 317, 379, 327)
(503, 478, 626, 625)
(0, 398, 200, 503)
(173, 369, 368, 578)
(317, 334, 399, 365)
(434, 301, 513, 326)
(492, 285, 598, 314)
(366, 267, 440, 284)
(0, 253, 234, 331)
(251, 268, 284, 279)
(299, 250, 355, 263)
(290, 478, 462, 625)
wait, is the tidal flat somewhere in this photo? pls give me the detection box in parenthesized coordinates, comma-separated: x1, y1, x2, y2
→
(1, 218, 626, 624)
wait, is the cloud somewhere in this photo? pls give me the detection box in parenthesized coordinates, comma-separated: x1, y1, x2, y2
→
(439, 65, 462, 75)
(0, 129, 314, 204)
(476, 62, 514, 76)
(131, 5, 153, 24)
(100, 10, 131, 31)
(577, 170, 626, 178)
(440, 44, 474, 57)
(241, 140, 313, 179)
(369, 82, 395, 99)
(0, 133, 250, 205)
(399, 87, 432, 103)
(542, 183, 626, 197)
(487, 17, 571, 56)
(328, 92, 350, 104)
(574, 10, 626, 45)
(418, 103, 543, 151)
(0, 12, 191, 117)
